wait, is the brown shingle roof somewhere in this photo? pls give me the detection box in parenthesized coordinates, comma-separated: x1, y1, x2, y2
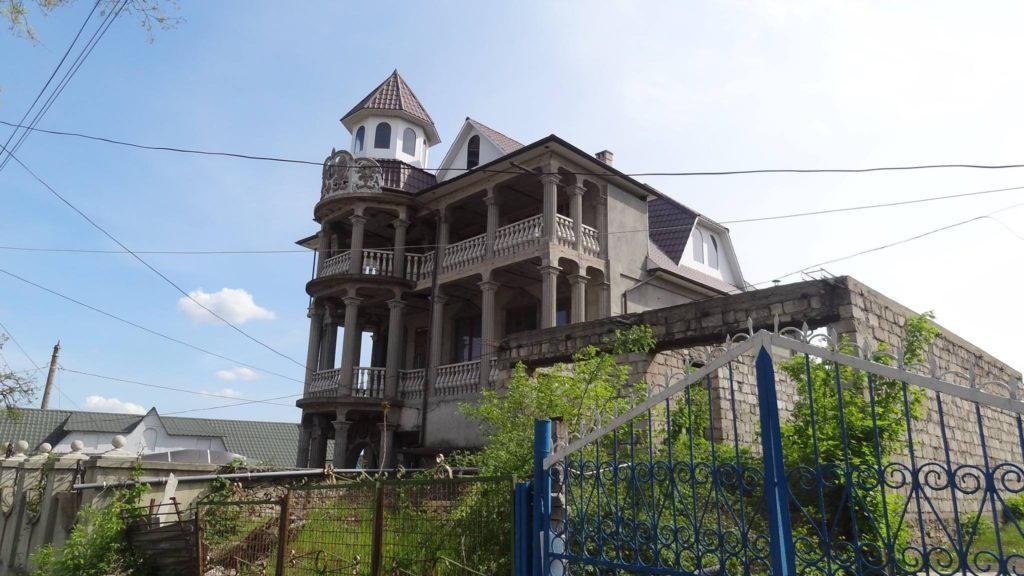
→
(466, 118, 523, 155)
(342, 70, 435, 127)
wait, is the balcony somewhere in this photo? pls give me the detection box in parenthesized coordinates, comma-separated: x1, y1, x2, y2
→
(306, 366, 386, 399)
(435, 359, 498, 397)
(318, 214, 602, 284)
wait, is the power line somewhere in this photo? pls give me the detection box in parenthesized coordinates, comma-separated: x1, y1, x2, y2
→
(9, 117, 1024, 178)
(0, 1, 100, 171)
(0, 1, 126, 173)
(755, 201, 1024, 287)
(0, 266, 305, 385)
(0, 319, 43, 371)
(2, 144, 308, 371)
(60, 367, 295, 407)
(0, 246, 307, 255)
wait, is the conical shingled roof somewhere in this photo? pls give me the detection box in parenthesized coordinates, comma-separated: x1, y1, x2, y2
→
(342, 70, 436, 128)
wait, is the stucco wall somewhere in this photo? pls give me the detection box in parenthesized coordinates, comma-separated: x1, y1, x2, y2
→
(604, 184, 649, 317)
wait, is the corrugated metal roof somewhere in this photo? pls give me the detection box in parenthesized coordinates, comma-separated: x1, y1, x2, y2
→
(163, 417, 299, 468)
(466, 118, 523, 155)
(64, 411, 140, 433)
(342, 70, 435, 127)
(0, 408, 72, 450)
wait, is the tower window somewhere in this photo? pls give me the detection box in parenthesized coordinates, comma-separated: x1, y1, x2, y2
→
(354, 126, 365, 152)
(692, 229, 704, 264)
(467, 135, 480, 169)
(707, 234, 719, 269)
(374, 122, 391, 149)
(402, 128, 416, 155)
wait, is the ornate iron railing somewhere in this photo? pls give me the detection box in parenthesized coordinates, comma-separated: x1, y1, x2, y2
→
(307, 368, 343, 397)
(398, 369, 425, 400)
(555, 214, 575, 248)
(352, 367, 385, 398)
(581, 224, 600, 256)
(494, 214, 543, 257)
(436, 360, 480, 396)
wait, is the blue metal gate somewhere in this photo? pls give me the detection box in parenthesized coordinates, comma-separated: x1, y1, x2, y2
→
(533, 327, 1024, 575)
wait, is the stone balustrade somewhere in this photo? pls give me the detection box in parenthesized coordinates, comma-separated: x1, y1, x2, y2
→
(582, 224, 600, 257)
(441, 233, 486, 274)
(399, 369, 426, 400)
(352, 367, 386, 398)
(555, 214, 575, 248)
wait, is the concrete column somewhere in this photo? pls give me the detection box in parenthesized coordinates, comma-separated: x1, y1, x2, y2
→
(540, 265, 560, 328)
(426, 291, 448, 394)
(597, 281, 611, 319)
(540, 173, 560, 242)
(319, 307, 338, 370)
(479, 277, 499, 390)
(309, 417, 329, 467)
(568, 183, 585, 252)
(436, 211, 450, 275)
(569, 273, 589, 324)
(317, 221, 330, 276)
(378, 423, 398, 469)
(596, 189, 608, 258)
(393, 218, 409, 279)
(384, 298, 406, 398)
(350, 213, 367, 273)
(339, 296, 362, 395)
(332, 419, 351, 468)
(484, 189, 499, 259)
(296, 425, 313, 467)
(304, 303, 325, 391)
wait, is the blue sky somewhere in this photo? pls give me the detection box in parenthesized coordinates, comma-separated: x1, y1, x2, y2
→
(1, 1, 1023, 422)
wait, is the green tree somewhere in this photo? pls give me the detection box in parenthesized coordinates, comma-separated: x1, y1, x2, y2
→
(459, 325, 656, 478)
(2, 0, 180, 42)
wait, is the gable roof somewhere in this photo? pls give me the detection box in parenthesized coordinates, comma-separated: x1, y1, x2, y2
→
(466, 118, 523, 155)
(646, 240, 741, 295)
(0, 408, 299, 468)
(342, 71, 437, 141)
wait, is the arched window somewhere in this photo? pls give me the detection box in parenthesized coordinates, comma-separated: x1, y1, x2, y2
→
(692, 229, 704, 263)
(374, 122, 391, 149)
(467, 135, 480, 169)
(707, 234, 720, 269)
(354, 126, 365, 152)
(402, 127, 416, 155)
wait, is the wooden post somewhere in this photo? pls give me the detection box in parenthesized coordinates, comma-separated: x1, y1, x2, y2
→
(275, 493, 291, 576)
(370, 484, 385, 576)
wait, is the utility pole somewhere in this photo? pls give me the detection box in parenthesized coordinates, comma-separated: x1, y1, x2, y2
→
(40, 341, 60, 410)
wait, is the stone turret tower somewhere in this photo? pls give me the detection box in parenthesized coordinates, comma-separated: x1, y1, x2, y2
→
(296, 72, 440, 470)
(340, 70, 441, 169)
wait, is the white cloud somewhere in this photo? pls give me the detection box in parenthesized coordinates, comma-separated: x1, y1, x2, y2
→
(215, 367, 261, 381)
(83, 395, 146, 415)
(177, 288, 276, 325)
(203, 388, 243, 399)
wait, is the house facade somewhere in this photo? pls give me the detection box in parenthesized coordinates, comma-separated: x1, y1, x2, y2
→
(295, 71, 746, 468)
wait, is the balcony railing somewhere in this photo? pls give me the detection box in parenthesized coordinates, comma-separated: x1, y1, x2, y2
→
(442, 233, 486, 275)
(582, 225, 600, 257)
(555, 214, 575, 248)
(352, 367, 385, 398)
(494, 214, 543, 257)
(307, 367, 344, 397)
(436, 360, 480, 396)
(399, 369, 425, 400)
(319, 213, 601, 285)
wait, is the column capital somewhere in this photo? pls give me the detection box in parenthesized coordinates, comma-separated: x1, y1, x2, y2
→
(307, 303, 325, 319)
(484, 189, 498, 205)
(393, 217, 410, 230)
(538, 173, 561, 186)
(350, 213, 368, 225)
(478, 279, 500, 292)
(387, 298, 406, 311)
(566, 183, 586, 196)
(539, 264, 561, 276)
(431, 293, 448, 305)
(568, 273, 589, 285)
(333, 419, 351, 432)
(342, 295, 363, 307)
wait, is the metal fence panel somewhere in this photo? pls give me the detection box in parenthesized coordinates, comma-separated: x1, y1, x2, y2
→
(198, 499, 282, 575)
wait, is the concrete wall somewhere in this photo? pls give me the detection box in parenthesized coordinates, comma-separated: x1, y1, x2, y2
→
(0, 440, 218, 575)
(604, 184, 649, 317)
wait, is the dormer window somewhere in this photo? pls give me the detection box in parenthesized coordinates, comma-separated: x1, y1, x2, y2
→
(467, 135, 480, 169)
(693, 229, 704, 264)
(374, 122, 391, 149)
(707, 234, 719, 269)
(354, 126, 365, 152)
(402, 128, 416, 155)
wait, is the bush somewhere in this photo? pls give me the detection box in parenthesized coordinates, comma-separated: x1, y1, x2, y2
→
(1005, 494, 1024, 524)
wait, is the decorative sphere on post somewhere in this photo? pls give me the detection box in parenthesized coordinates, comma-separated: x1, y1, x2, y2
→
(111, 435, 127, 449)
